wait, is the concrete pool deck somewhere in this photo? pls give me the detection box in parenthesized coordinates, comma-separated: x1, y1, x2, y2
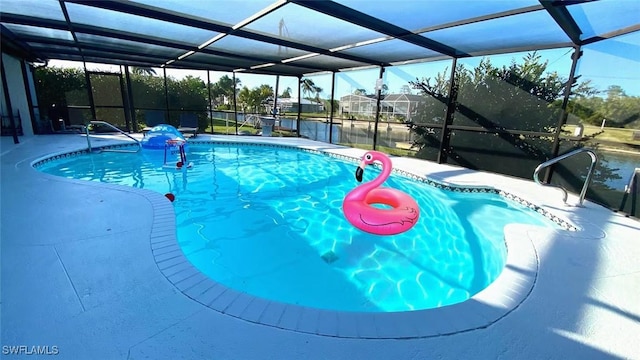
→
(1, 134, 639, 359)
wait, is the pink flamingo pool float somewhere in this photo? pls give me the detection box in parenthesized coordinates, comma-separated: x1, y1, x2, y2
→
(343, 151, 420, 235)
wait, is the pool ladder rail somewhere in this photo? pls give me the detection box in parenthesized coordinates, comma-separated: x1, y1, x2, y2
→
(85, 120, 141, 153)
(624, 168, 640, 194)
(533, 148, 598, 207)
(619, 167, 639, 215)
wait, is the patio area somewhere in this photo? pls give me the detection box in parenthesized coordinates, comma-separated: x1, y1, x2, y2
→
(1, 134, 638, 359)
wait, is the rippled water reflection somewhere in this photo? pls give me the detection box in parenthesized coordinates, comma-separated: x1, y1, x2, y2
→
(39, 144, 559, 312)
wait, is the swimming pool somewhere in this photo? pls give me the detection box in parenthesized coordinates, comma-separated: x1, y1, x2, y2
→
(36, 142, 565, 313)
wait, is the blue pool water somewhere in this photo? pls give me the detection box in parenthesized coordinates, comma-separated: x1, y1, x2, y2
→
(37, 143, 559, 312)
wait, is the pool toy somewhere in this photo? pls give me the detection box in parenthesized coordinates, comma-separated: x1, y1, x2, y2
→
(343, 151, 419, 235)
(162, 139, 192, 170)
(141, 124, 186, 149)
(141, 126, 193, 171)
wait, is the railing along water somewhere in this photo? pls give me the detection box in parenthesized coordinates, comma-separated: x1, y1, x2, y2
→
(619, 167, 640, 216)
(624, 168, 640, 194)
(85, 120, 141, 153)
(533, 148, 598, 206)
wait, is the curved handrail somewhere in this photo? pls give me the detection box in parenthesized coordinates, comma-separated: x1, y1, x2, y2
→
(85, 120, 141, 153)
(624, 168, 640, 194)
(619, 167, 639, 216)
(533, 148, 598, 206)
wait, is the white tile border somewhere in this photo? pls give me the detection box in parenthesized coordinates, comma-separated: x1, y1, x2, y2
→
(30, 136, 582, 339)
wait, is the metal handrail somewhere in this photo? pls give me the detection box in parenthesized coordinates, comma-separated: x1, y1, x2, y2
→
(619, 167, 639, 216)
(625, 168, 640, 194)
(533, 148, 598, 206)
(85, 120, 141, 153)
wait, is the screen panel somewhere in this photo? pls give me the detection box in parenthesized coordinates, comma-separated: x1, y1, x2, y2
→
(65, 2, 215, 46)
(423, 10, 571, 55)
(341, 39, 442, 64)
(0, 0, 67, 21)
(335, 0, 541, 32)
(568, 0, 640, 40)
(129, 0, 273, 26)
(447, 130, 554, 179)
(246, 2, 386, 50)
(454, 49, 573, 132)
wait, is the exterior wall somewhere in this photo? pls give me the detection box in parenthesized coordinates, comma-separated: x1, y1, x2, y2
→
(340, 95, 377, 117)
(273, 98, 323, 114)
(340, 94, 423, 120)
(1, 52, 34, 136)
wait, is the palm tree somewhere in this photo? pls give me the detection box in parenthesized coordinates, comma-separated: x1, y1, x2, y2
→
(131, 66, 157, 76)
(380, 84, 389, 96)
(301, 78, 324, 113)
(313, 86, 323, 107)
(301, 78, 319, 100)
(216, 75, 241, 98)
(280, 86, 292, 98)
(238, 86, 251, 113)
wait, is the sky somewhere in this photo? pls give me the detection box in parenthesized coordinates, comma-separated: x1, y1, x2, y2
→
(48, 31, 639, 99)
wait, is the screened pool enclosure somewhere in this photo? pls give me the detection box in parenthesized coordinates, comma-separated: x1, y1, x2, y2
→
(1, 0, 639, 216)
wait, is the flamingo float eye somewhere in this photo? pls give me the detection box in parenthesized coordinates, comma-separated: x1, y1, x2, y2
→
(365, 154, 373, 161)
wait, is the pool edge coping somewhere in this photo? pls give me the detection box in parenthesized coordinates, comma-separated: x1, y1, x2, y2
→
(150, 216, 542, 339)
(28, 137, 584, 339)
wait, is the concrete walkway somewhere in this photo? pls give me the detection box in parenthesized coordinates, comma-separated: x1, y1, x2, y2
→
(1, 134, 639, 359)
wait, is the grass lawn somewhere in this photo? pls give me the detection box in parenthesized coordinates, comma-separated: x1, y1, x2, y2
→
(203, 118, 296, 137)
(199, 117, 638, 155)
(337, 143, 417, 157)
(563, 125, 640, 147)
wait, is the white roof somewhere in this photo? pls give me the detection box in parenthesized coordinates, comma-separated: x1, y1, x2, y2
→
(277, 97, 321, 105)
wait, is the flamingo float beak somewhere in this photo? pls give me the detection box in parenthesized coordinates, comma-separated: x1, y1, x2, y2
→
(355, 161, 365, 182)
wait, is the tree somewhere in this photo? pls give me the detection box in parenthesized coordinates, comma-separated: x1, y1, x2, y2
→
(407, 52, 595, 175)
(324, 99, 340, 115)
(166, 75, 207, 110)
(129, 72, 166, 109)
(210, 75, 241, 108)
(313, 85, 323, 107)
(400, 85, 412, 94)
(600, 85, 639, 127)
(379, 84, 389, 96)
(217, 75, 241, 97)
(280, 87, 292, 98)
(301, 78, 321, 100)
(34, 67, 88, 126)
(131, 67, 157, 76)
(237, 86, 251, 113)
(237, 85, 273, 114)
(34, 67, 86, 108)
(257, 84, 274, 100)
(353, 88, 367, 95)
(405, 51, 627, 202)
(567, 85, 640, 128)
